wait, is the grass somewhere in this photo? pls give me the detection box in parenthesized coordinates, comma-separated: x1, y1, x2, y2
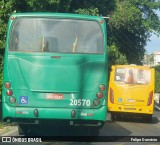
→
(0, 122, 5, 129)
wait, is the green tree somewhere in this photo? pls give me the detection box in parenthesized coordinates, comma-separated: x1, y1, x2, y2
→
(0, 55, 3, 95)
(154, 65, 160, 93)
(1, 0, 160, 89)
(70, 0, 116, 15)
(108, 43, 128, 70)
(147, 54, 154, 66)
(109, 0, 160, 64)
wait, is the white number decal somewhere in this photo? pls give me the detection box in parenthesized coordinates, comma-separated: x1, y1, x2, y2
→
(70, 99, 90, 106)
(74, 99, 77, 106)
(70, 99, 74, 106)
(77, 99, 82, 106)
(82, 99, 86, 106)
(86, 100, 91, 106)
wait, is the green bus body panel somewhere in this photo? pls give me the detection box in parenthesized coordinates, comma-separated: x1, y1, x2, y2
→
(3, 103, 106, 121)
(2, 13, 107, 123)
(8, 54, 105, 92)
(5, 53, 106, 108)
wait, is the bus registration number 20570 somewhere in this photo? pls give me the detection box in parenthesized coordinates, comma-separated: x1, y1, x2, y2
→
(70, 99, 91, 106)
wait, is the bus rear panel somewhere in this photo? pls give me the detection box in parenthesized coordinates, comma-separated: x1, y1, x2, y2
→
(108, 65, 155, 121)
(2, 13, 107, 135)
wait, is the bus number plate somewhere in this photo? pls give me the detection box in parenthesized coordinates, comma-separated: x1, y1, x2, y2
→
(70, 99, 90, 106)
(46, 93, 64, 100)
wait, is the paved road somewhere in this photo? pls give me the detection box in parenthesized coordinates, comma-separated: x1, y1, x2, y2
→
(1, 110, 160, 144)
(0, 108, 160, 145)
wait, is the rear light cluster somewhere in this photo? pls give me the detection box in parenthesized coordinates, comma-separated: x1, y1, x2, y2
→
(147, 91, 153, 106)
(4, 82, 16, 104)
(6, 89, 13, 96)
(94, 84, 106, 106)
(109, 88, 114, 103)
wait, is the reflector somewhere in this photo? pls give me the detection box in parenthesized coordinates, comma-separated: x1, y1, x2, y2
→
(10, 16, 14, 20)
(147, 91, 153, 106)
(110, 88, 114, 103)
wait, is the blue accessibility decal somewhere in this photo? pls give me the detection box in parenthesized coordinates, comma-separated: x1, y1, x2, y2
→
(19, 96, 28, 104)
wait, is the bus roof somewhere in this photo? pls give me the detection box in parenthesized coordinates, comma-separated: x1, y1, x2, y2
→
(9, 12, 104, 21)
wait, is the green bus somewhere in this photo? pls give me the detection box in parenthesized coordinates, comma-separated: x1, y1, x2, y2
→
(2, 13, 107, 136)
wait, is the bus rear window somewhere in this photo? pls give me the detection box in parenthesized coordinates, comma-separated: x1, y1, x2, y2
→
(9, 18, 103, 54)
(114, 68, 151, 84)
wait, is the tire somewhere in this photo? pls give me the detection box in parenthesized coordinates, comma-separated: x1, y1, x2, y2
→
(111, 113, 122, 121)
(111, 113, 116, 121)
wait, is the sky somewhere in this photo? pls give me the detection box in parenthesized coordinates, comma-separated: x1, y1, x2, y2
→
(145, 34, 160, 54)
(146, 34, 160, 54)
(145, 11, 160, 54)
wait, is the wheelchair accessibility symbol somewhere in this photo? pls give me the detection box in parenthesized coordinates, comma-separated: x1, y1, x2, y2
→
(20, 96, 28, 104)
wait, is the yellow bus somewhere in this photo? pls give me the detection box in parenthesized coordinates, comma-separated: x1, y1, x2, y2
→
(108, 65, 155, 122)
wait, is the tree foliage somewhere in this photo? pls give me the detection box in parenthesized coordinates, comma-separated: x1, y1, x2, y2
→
(109, 0, 160, 64)
(154, 65, 160, 93)
(108, 43, 128, 70)
(0, 0, 160, 92)
(1, 0, 160, 62)
(0, 55, 3, 95)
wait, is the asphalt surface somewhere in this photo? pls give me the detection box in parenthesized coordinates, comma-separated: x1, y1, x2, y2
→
(0, 102, 160, 144)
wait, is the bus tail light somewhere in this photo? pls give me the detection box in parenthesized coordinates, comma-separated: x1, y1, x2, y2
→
(99, 84, 105, 91)
(97, 92, 103, 99)
(6, 89, 13, 96)
(4, 82, 11, 89)
(110, 88, 114, 103)
(10, 16, 15, 20)
(4, 82, 13, 96)
(9, 97, 16, 104)
(147, 91, 153, 106)
(93, 99, 100, 106)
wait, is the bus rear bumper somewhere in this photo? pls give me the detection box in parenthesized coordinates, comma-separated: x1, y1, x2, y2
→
(108, 104, 154, 115)
(3, 103, 106, 127)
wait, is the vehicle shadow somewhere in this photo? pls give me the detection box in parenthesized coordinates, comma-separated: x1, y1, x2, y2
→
(102, 121, 132, 136)
(108, 114, 160, 124)
(25, 121, 132, 142)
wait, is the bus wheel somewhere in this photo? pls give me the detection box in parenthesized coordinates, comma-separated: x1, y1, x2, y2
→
(111, 113, 116, 121)
(18, 124, 32, 136)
